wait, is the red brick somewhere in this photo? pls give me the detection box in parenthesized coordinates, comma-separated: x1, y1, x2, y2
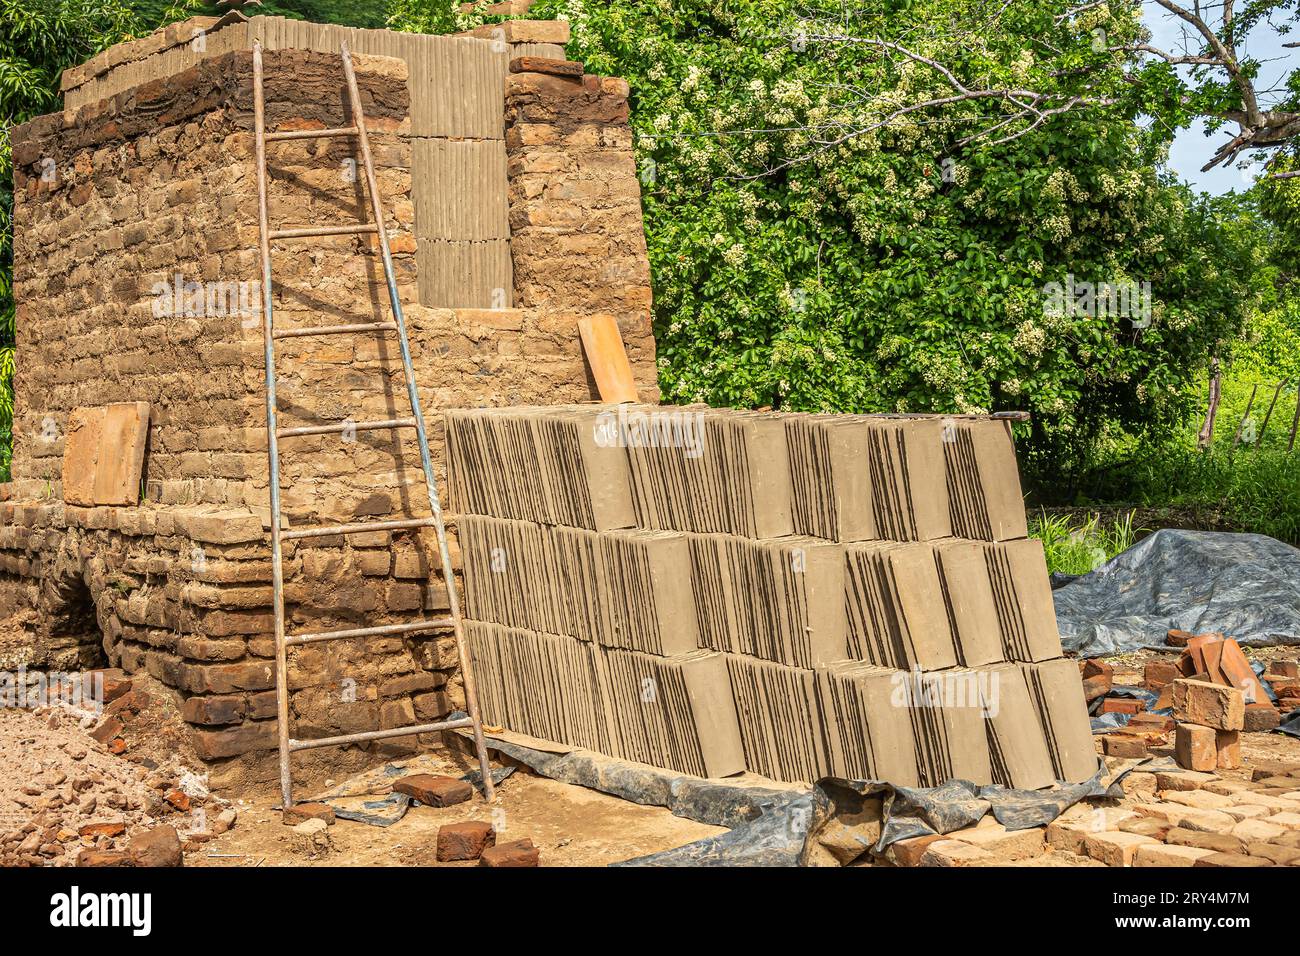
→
(76, 849, 132, 867)
(1166, 629, 1193, 647)
(181, 694, 244, 725)
(890, 833, 946, 867)
(282, 802, 336, 826)
(79, 821, 126, 839)
(1103, 735, 1147, 758)
(1244, 703, 1280, 732)
(1082, 674, 1111, 702)
(192, 720, 277, 759)
(393, 774, 473, 807)
(1081, 659, 1113, 680)
(1100, 697, 1143, 715)
(128, 826, 183, 867)
(437, 821, 496, 861)
(1215, 730, 1241, 770)
(90, 716, 124, 745)
(1172, 679, 1244, 730)
(479, 837, 539, 867)
(510, 56, 584, 78)
(1175, 723, 1217, 771)
(1266, 660, 1299, 679)
(1143, 660, 1181, 690)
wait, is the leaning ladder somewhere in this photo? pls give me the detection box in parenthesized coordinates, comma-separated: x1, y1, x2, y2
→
(252, 41, 495, 807)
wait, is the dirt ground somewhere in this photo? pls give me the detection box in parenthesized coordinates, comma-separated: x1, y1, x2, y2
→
(190, 747, 726, 868)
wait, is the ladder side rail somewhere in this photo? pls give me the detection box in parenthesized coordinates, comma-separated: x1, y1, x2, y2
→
(251, 43, 294, 809)
(340, 45, 496, 801)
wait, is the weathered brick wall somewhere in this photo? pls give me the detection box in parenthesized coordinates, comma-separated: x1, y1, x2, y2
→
(2, 36, 660, 788)
(504, 70, 660, 400)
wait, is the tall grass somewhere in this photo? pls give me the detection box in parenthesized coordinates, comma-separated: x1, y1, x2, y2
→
(1123, 445, 1300, 544)
(1030, 509, 1143, 576)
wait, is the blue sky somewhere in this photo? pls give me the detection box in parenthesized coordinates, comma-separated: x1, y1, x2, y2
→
(1145, 2, 1297, 194)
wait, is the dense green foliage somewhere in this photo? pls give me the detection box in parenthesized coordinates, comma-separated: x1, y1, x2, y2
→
(1030, 509, 1142, 575)
(392, 0, 1269, 490)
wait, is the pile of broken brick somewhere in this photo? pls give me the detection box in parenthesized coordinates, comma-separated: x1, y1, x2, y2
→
(886, 761, 1300, 868)
(1084, 632, 1297, 763)
(2, 673, 238, 867)
(282, 773, 537, 867)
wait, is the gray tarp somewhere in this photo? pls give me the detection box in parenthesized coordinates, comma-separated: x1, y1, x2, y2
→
(1054, 529, 1300, 657)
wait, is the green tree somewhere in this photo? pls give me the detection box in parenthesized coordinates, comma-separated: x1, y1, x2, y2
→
(394, 0, 1263, 489)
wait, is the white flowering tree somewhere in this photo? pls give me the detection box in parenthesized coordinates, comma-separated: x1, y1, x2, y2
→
(396, 0, 1270, 490)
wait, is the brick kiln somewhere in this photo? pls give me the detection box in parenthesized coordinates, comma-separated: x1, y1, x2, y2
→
(2, 14, 657, 786)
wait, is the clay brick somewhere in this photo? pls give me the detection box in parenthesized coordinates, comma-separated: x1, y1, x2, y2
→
(1244, 703, 1281, 732)
(889, 833, 946, 867)
(1155, 769, 1217, 791)
(1081, 674, 1111, 702)
(1215, 729, 1241, 770)
(948, 822, 1045, 860)
(1143, 660, 1181, 690)
(1119, 817, 1170, 839)
(1266, 660, 1299, 679)
(79, 821, 127, 838)
(393, 774, 472, 807)
(1080, 659, 1112, 680)
(1165, 828, 1243, 854)
(76, 849, 133, 866)
(510, 55, 583, 79)
(183, 660, 275, 694)
(1246, 842, 1300, 865)
(1166, 629, 1193, 647)
(479, 837, 540, 867)
(1083, 831, 1158, 867)
(181, 694, 244, 726)
(1099, 697, 1142, 715)
(1134, 843, 1215, 867)
(1174, 723, 1216, 771)
(192, 720, 277, 760)
(437, 820, 496, 861)
(128, 825, 182, 867)
(90, 716, 124, 745)
(1194, 852, 1272, 868)
(1232, 819, 1286, 842)
(283, 803, 336, 826)
(1172, 679, 1244, 730)
(1103, 735, 1147, 758)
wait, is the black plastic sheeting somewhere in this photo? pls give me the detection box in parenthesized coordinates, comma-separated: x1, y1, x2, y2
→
(466, 728, 1138, 866)
(1054, 529, 1300, 657)
(620, 766, 1134, 867)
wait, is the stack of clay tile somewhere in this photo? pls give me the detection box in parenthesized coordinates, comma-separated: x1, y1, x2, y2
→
(446, 404, 1095, 789)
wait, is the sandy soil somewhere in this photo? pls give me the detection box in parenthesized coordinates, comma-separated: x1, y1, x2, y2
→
(190, 746, 725, 867)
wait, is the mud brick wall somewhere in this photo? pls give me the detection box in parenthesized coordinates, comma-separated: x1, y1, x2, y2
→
(504, 70, 660, 400)
(2, 36, 660, 786)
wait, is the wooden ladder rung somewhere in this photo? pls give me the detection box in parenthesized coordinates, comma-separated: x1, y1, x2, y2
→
(281, 517, 438, 541)
(276, 417, 416, 439)
(289, 717, 475, 752)
(273, 321, 397, 339)
(286, 618, 455, 647)
(265, 125, 359, 142)
(269, 224, 379, 240)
